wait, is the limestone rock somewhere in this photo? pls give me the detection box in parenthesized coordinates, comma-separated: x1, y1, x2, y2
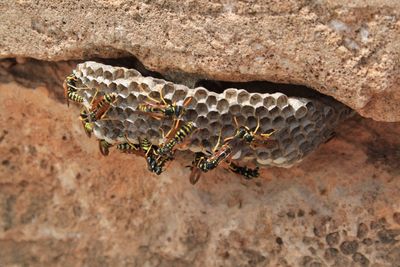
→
(0, 82, 400, 266)
(1, 1, 400, 121)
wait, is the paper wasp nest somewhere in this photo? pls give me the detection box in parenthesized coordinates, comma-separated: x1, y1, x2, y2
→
(74, 61, 353, 167)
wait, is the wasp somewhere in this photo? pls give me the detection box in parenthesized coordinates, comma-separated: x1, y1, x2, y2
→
(157, 120, 196, 156)
(137, 86, 193, 120)
(79, 92, 118, 137)
(188, 117, 275, 184)
(98, 139, 113, 156)
(116, 135, 172, 175)
(228, 162, 259, 180)
(63, 74, 86, 107)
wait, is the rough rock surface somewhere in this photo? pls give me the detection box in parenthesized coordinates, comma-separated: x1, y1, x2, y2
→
(1, 1, 400, 122)
(1, 82, 400, 266)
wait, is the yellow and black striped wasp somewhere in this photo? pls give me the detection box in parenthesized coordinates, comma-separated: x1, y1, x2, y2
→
(156, 119, 197, 157)
(98, 139, 113, 156)
(137, 86, 193, 120)
(116, 135, 173, 175)
(63, 73, 86, 107)
(188, 117, 275, 184)
(79, 92, 118, 137)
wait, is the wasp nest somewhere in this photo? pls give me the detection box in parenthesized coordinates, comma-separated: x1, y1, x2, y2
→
(73, 61, 353, 167)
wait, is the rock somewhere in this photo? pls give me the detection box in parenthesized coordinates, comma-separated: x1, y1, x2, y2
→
(0, 81, 400, 265)
(1, 1, 400, 121)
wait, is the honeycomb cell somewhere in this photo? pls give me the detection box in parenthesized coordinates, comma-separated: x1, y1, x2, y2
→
(209, 121, 222, 135)
(195, 116, 209, 128)
(276, 93, 288, 108)
(172, 89, 188, 103)
(195, 103, 208, 116)
(103, 70, 113, 80)
(245, 116, 258, 130)
(220, 113, 233, 125)
(125, 69, 140, 78)
(229, 104, 241, 115)
(194, 88, 208, 100)
(255, 106, 268, 118)
(184, 109, 198, 122)
(269, 106, 280, 118)
(197, 128, 211, 140)
(272, 116, 285, 128)
(250, 93, 263, 106)
(223, 88, 238, 101)
(206, 95, 218, 107)
(282, 105, 294, 118)
(221, 124, 236, 138)
(207, 110, 220, 122)
(264, 96, 276, 107)
(128, 81, 141, 93)
(242, 105, 255, 117)
(113, 69, 125, 80)
(285, 115, 296, 124)
(216, 99, 229, 113)
(94, 67, 104, 77)
(234, 115, 246, 127)
(163, 83, 175, 95)
(294, 106, 308, 119)
(237, 90, 250, 104)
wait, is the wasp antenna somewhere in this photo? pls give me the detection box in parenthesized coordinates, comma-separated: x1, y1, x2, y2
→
(254, 117, 261, 135)
(212, 129, 223, 152)
(183, 96, 193, 107)
(233, 116, 239, 128)
(159, 86, 168, 105)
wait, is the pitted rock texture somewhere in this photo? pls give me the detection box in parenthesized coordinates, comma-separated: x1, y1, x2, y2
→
(74, 61, 352, 167)
(1, 82, 400, 266)
(1, 0, 400, 122)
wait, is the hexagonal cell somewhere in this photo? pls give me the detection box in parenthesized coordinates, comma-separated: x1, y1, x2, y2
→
(306, 102, 315, 113)
(276, 93, 288, 108)
(94, 67, 104, 77)
(271, 148, 283, 159)
(249, 93, 263, 106)
(223, 88, 238, 101)
(112, 69, 125, 80)
(324, 106, 334, 118)
(263, 96, 276, 107)
(255, 106, 268, 118)
(242, 105, 255, 117)
(184, 109, 198, 122)
(194, 88, 208, 101)
(245, 116, 258, 130)
(268, 106, 280, 118)
(234, 115, 246, 127)
(221, 124, 236, 138)
(237, 90, 250, 104)
(229, 104, 241, 115)
(124, 69, 140, 78)
(285, 115, 296, 125)
(294, 133, 305, 143)
(207, 110, 220, 122)
(197, 128, 211, 140)
(294, 106, 308, 119)
(103, 70, 113, 80)
(281, 105, 294, 118)
(87, 79, 99, 89)
(216, 98, 229, 113)
(195, 102, 208, 116)
(128, 81, 141, 93)
(209, 121, 222, 135)
(220, 113, 233, 125)
(162, 83, 175, 95)
(206, 95, 218, 108)
(195, 116, 209, 128)
(146, 129, 161, 140)
(272, 116, 285, 128)
(172, 89, 188, 103)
